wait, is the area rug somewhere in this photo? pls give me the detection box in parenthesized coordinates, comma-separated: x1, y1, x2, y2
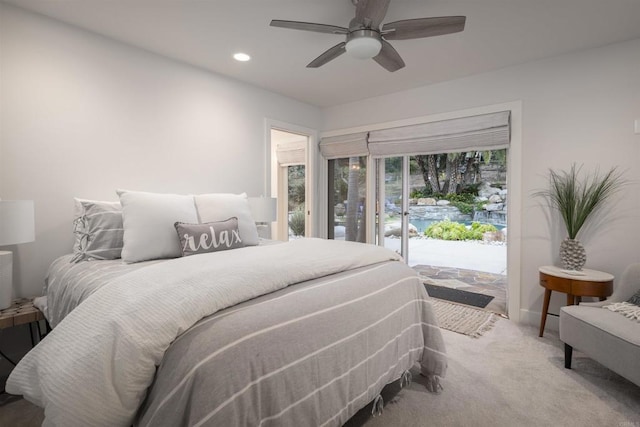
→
(430, 299, 498, 338)
(424, 283, 494, 308)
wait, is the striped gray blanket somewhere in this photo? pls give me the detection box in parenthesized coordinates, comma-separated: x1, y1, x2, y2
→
(9, 239, 447, 426)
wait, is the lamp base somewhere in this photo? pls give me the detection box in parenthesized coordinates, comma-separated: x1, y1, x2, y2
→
(255, 223, 271, 240)
(0, 251, 13, 310)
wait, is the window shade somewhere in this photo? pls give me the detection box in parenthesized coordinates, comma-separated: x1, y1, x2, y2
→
(276, 140, 306, 166)
(368, 111, 510, 157)
(319, 132, 369, 159)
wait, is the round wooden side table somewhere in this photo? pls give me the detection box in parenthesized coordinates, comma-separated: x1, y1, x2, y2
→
(538, 265, 614, 337)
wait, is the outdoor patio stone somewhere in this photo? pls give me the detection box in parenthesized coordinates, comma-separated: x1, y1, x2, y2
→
(414, 264, 507, 316)
(422, 277, 473, 289)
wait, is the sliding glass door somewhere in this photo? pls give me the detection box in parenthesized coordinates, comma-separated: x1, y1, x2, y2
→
(322, 109, 514, 318)
(376, 157, 409, 259)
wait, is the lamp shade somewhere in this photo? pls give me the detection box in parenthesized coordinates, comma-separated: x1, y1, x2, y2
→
(248, 197, 277, 223)
(0, 200, 35, 246)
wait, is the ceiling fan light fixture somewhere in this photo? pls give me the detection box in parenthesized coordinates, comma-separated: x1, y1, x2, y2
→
(345, 30, 382, 59)
(233, 52, 251, 62)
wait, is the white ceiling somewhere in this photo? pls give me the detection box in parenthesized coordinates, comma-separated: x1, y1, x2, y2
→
(6, 0, 640, 107)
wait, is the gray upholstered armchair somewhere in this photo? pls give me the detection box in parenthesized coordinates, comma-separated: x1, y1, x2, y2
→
(559, 263, 640, 387)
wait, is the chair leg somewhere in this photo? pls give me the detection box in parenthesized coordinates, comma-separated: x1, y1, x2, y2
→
(564, 344, 573, 369)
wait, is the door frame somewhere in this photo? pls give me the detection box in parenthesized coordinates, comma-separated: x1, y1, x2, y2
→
(265, 119, 319, 240)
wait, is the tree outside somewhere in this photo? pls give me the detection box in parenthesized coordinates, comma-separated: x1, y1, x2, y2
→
(412, 150, 506, 197)
(329, 157, 367, 242)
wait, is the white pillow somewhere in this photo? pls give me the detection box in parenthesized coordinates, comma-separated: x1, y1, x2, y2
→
(194, 193, 259, 246)
(117, 189, 198, 263)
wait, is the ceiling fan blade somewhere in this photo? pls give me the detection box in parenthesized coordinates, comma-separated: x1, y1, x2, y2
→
(270, 20, 348, 35)
(373, 39, 405, 72)
(382, 16, 466, 40)
(307, 42, 347, 68)
(352, 0, 391, 29)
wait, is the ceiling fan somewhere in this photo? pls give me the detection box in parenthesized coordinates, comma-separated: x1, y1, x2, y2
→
(270, 0, 466, 72)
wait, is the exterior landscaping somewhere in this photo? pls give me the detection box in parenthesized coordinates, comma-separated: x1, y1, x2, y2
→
(381, 151, 508, 243)
(424, 219, 498, 241)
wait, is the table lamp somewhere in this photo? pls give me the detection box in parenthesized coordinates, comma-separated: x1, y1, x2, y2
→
(0, 200, 35, 310)
(248, 197, 277, 239)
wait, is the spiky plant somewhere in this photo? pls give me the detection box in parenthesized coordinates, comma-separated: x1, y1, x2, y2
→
(289, 209, 306, 237)
(535, 164, 626, 239)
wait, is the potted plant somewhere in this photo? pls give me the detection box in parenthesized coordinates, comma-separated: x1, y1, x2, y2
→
(535, 164, 626, 271)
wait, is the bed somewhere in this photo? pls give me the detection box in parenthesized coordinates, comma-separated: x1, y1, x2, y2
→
(6, 192, 447, 427)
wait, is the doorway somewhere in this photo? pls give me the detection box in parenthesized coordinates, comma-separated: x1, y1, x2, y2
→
(375, 152, 508, 316)
(270, 128, 310, 241)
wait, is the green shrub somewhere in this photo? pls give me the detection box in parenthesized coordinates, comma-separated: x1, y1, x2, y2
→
(410, 187, 430, 199)
(444, 192, 473, 215)
(425, 219, 468, 241)
(466, 222, 498, 240)
(443, 193, 476, 204)
(289, 209, 305, 236)
(459, 183, 481, 196)
(449, 201, 474, 215)
(409, 187, 445, 199)
(424, 219, 498, 241)
(448, 200, 488, 215)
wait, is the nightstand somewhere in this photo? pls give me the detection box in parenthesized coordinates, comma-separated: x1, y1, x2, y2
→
(0, 298, 47, 366)
(538, 265, 614, 337)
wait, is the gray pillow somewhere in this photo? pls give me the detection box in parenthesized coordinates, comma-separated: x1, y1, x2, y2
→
(72, 199, 124, 262)
(174, 217, 245, 257)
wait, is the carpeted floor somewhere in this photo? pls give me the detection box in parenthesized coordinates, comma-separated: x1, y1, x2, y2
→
(347, 320, 640, 427)
(2, 319, 638, 426)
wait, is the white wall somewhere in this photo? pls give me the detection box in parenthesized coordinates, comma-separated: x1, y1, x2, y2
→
(0, 4, 321, 297)
(322, 38, 640, 326)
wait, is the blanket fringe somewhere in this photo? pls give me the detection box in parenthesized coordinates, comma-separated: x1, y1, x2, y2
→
(400, 370, 412, 389)
(604, 302, 640, 322)
(371, 394, 384, 417)
(424, 375, 444, 394)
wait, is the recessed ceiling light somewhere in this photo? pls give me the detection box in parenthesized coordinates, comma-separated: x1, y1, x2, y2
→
(233, 53, 251, 62)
